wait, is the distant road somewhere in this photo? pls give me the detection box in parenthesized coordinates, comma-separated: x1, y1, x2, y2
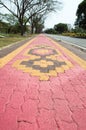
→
(46, 34, 86, 48)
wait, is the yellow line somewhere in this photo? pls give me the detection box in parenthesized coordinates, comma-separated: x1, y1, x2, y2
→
(48, 37, 86, 69)
(0, 37, 36, 68)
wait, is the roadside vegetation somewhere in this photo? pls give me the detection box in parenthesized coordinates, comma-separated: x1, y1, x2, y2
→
(45, 27, 86, 39)
(0, 0, 61, 35)
(0, 34, 33, 48)
(44, 0, 86, 39)
(0, 0, 62, 48)
(62, 32, 86, 38)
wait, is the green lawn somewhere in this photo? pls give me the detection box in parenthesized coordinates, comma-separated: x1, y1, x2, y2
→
(0, 34, 32, 48)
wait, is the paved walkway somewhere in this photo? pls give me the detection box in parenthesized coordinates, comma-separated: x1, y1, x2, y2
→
(0, 34, 86, 130)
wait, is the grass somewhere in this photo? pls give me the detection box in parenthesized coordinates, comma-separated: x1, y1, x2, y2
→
(0, 34, 32, 48)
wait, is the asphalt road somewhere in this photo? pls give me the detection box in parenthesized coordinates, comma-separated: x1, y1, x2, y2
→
(46, 34, 86, 48)
(46, 34, 86, 61)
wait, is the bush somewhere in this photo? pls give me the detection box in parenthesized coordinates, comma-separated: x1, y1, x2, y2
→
(44, 28, 57, 34)
(62, 32, 86, 38)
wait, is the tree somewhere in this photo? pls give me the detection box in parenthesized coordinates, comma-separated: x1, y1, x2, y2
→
(54, 23, 68, 34)
(26, 0, 61, 34)
(33, 15, 44, 33)
(44, 28, 57, 34)
(0, 20, 9, 33)
(0, 13, 24, 34)
(75, 0, 86, 30)
(0, 13, 18, 25)
(30, 14, 45, 34)
(0, 0, 60, 35)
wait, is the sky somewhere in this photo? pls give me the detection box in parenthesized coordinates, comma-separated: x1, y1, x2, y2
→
(44, 0, 83, 29)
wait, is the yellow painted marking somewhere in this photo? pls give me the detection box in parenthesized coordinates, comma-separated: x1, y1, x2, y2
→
(46, 55, 57, 60)
(48, 38, 86, 69)
(62, 65, 69, 70)
(12, 41, 74, 80)
(31, 70, 40, 75)
(34, 60, 54, 68)
(49, 70, 57, 76)
(12, 37, 73, 80)
(13, 59, 50, 80)
(24, 45, 62, 57)
(39, 75, 49, 81)
(55, 67, 64, 73)
(0, 38, 36, 68)
(36, 49, 49, 54)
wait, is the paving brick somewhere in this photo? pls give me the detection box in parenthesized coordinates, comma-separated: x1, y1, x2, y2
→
(72, 108, 86, 130)
(18, 99, 39, 123)
(38, 90, 53, 110)
(0, 34, 86, 130)
(0, 80, 6, 88)
(28, 78, 40, 89)
(62, 83, 74, 92)
(39, 81, 51, 91)
(0, 74, 16, 89)
(51, 85, 65, 99)
(37, 109, 58, 130)
(70, 78, 83, 86)
(74, 85, 86, 99)
(50, 77, 61, 86)
(29, 77, 40, 84)
(65, 91, 83, 110)
(25, 87, 39, 100)
(0, 108, 18, 130)
(61, 121, 77, 130)
(0, 97, 7, 113)
(54, 99, 73, 122)
(16, 80, 28, 92)
(18, 122, 38, 130)
(0, 88, 13, 100)
(9, 91, 24, 109)
(64, 69, 84, 86)
(81, 97, 86, 107)
(58, 74, 70, 85)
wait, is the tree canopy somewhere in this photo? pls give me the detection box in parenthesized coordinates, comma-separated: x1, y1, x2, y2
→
(75, 0, 86, 30)
(0, 0, 61, 35)
(54, 23, 68, 34)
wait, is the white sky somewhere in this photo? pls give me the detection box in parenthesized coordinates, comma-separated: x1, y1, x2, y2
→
(44, 0, 83, 29)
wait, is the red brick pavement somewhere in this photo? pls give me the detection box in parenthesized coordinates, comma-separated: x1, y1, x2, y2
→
(0, 35, 86, 130)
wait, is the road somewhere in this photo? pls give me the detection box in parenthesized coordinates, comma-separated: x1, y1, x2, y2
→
(46, 34, 86, 48)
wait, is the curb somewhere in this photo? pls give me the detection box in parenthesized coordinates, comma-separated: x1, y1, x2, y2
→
(60, 40, 86, 52)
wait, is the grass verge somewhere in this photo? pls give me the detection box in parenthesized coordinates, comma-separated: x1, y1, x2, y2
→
(0, 34, 33, 48)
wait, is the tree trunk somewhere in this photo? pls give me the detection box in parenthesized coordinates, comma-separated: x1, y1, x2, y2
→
(20, 25, 24, 36)
(35, 27, 38, 33)
(31, 23, 34, 34)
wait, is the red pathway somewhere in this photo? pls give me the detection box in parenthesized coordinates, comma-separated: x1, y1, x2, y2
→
(0, 35, 86, 130)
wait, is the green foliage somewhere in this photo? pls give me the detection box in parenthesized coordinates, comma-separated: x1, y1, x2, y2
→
(62, 32, 86, 38)
(0, 20, 9, 33)
(75, 0, 86, 30)
(73, 27, 86, 33)
(54, 23, 68, 34)
(0, 13, 29, 34)
(31, 15, 44, 34)
(0, 34, 31, 48)
(0, 13, 18, 25)
(44, 28, 57, 34)
(44, 23, 68, 34)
